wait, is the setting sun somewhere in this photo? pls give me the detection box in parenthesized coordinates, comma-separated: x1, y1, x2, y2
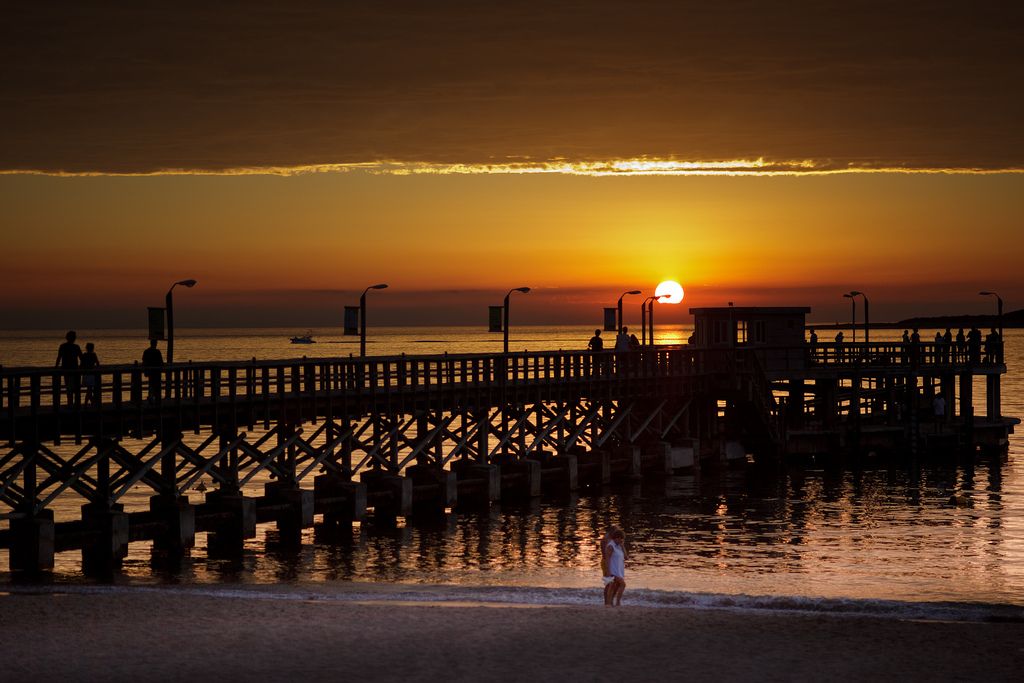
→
(655, 280, 685, 304)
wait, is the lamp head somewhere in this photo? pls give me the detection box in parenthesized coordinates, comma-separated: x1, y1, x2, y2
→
(176, 279, 198, 288)
(371, 283, 389, 290)
(843, 293, 854, 299)
(514, 287, 531, 294)
(850, 290, 863, 296)
(979, 291, 992, 296)
(627, 289, 641, 295)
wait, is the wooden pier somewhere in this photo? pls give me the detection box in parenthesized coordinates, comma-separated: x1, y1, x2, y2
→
(0, 328, 1016, 575)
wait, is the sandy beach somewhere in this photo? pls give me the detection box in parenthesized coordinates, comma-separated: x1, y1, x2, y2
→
(1, 585, 1021, 682)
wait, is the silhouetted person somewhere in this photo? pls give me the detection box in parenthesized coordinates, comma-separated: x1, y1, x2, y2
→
(934, 331, 943, 364)
(807, 329, 818, 363)
(992, 328, 1003, 363)
(983, 328, 1000, 363)
(955, 328, 966, 363)
(55, 330, 82, 406)
(142, 339, 163, 402)
(910, 328, 921, 366)
(588, 329, 605, 376)
(902, 329, 910, 343)
(614, 326, 630, 351)
(901, 329, 910, 364)
(835, 331, 844, 343)
(942, 328, 952, 364)
(81, 342, 99, 406)
(968, 327, 982, 365)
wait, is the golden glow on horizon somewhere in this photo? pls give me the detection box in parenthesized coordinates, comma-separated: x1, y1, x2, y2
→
(4, 158, 1024, 178)
(655, 281, 685, 304)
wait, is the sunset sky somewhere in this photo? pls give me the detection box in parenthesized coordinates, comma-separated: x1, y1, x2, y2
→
(2, 1, 1022, 328)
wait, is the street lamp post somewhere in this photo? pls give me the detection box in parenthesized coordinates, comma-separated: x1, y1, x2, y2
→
(360, 283, 389, 356)
(979, 291, 1003, 339)
(641, 295, 670, 346)
(504, 287, 531, 354)
(842, 293, 856, 343)
(165, 279, 197, 365)
(850, 290, 870, 344)
(617, 290, 641, 332)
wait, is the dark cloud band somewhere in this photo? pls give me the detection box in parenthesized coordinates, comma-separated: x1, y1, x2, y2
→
(2, 1, 1022, 174)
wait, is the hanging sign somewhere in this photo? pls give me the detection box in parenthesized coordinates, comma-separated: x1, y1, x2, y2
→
(488, 306, 504, 333)
(343, 306, 360, 336)
(603, 307, 618, 332)
(147, 307, 166, 340)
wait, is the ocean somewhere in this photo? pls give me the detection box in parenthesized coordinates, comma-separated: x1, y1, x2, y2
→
(2, 325, 1022, 620)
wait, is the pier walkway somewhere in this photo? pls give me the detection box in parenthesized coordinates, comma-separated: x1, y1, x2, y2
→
(0, 342, 1015, 574)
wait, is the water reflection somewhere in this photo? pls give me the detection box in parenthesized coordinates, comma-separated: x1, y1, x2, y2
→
(29, 455, 1004, 606)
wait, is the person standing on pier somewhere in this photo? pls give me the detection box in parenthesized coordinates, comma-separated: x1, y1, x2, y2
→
(968, 327, 982, 365)
(942, 328, 953, 364)
(55, 330, 82, 407)
(956, 328, 966, 363)
(984, 328, 1001, 364)
(588, 329, 606, 376)
(142, 339, 163, 402)
(615, 327, 630, 351)
(81, 342, 99, 406)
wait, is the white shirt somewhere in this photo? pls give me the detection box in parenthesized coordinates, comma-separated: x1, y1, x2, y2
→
(607, 540, 625, 579)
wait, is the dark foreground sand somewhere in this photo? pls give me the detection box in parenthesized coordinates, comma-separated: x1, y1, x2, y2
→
(1, 586, 1022, 682)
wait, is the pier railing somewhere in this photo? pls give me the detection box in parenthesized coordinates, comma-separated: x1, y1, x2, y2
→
(757, 340, 1005, 373)
(2, 341, 1006, 443)
(1, 347, 748, 442)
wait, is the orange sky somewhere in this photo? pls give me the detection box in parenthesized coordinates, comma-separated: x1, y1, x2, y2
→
(1, 2, 1022, 328)
(1, 170, 1021, 328)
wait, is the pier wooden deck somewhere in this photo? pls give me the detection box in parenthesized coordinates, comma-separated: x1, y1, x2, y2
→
(0, 342, 1015, 574)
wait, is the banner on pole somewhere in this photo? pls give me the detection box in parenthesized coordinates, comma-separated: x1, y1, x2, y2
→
(603, 307, 618, 332)
(147, 307, 166, 341)
(343, 306, 360, 336)
(488, 306, 503, 333)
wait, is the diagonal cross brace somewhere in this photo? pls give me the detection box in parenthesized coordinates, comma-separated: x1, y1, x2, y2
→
(594, 402, 634, 448)
(629, 400, 667, 444)
(176, 433, 247, 495)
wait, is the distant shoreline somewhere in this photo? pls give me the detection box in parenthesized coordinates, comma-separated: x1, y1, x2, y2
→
(809, 311, 1021, 331)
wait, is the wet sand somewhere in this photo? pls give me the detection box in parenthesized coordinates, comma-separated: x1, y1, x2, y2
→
(1, 587, 1022, 682)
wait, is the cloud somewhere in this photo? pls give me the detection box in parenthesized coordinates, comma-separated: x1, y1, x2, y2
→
(1, 1, 1023, 175)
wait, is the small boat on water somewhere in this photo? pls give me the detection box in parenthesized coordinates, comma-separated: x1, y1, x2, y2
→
(290, 331, 316, 344)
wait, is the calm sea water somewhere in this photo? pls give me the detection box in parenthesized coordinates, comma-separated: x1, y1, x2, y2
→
(1, 326, 1022, 614)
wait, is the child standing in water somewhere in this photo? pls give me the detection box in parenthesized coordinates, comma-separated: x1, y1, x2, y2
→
(601, 526, 627, 606)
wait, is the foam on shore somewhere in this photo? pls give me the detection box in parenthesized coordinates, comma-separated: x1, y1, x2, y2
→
(6, 582, 1022, 623)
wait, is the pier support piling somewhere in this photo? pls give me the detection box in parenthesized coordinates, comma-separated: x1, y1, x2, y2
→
(407, 464, 457, 510)
(264, 481, 314, 544)
(499, 458, 541, 498)
(81, 502, 129, 575)
(539, 452, 578, 493)
(204, 490, 257, 555)
(149, 494, 196, 554)
(362, 470, 413, 520)
(452, 460, 500, 504)
(9, 510, 55, 574)
(576, 450, 611, 485)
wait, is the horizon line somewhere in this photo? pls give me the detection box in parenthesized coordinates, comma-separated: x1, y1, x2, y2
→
(4, 157, 1024, 178)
